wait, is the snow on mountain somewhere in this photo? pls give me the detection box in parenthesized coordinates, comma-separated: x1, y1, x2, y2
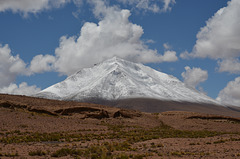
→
(36, 57, 219, 104)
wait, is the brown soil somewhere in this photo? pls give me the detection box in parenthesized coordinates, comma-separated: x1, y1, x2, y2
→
(159, 111, 240, 133)
(0, 94, 240, 158)
(86, 98, 240, 117)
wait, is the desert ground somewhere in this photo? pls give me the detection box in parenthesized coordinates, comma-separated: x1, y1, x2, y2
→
(1, 94, 240, 158)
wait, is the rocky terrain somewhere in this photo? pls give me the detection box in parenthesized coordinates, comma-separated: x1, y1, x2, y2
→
(1, 94, 240, 158)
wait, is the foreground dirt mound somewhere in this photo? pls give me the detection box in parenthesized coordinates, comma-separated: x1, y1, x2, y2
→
(0, 94, 142, 120)
(0, 94, 240, 158)
(159, 111, 240, 132)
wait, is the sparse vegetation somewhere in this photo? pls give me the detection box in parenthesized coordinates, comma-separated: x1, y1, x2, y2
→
(0, 123, 231, 158)
(51, 148, 82, 157)
(0, 124, 223, 144)
(189, 142, 200, 145)
(50, 143, 148, 159)
(29, 150, 46, 156)
(170, 151, 210, 157)
(213, 139, 226, 144)
(0, 123, 229, 145)
(1, 94, 240, 158)
(0, 152, 19, 157)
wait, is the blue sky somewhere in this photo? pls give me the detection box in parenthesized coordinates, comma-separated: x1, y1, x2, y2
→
(0, 0, 240, 106)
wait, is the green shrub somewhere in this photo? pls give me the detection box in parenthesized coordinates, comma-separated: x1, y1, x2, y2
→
(29, 150, 46, 156)
(4, 152, 19, 157)
(116, 154, 129, 159)
(213, 139, 226, 144)
(51, 148, 82, 157)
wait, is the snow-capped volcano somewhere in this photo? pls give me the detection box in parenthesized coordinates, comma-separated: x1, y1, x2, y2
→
(36, 57, 218, 104)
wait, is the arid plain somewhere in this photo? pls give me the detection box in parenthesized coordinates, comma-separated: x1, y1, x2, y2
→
(1, 94, 240, 158)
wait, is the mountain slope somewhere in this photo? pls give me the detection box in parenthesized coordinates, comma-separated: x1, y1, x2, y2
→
(36, 57, 218, 104)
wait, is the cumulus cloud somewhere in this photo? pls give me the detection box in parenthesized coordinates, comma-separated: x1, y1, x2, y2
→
(162, 51, 178, 62)
(217, 77, 240, 106)
(0, 0, 70, 16)
(29, 54, 56, 73)
(0, 44, 56, 83)
(117, 0, 176, 13)
(0, 82, 41, 96)
(51, 0, 178, 75)
(0, 44, 27, 88)
(161, 43, 178, 62)
(217, 58, 240, 74)
(0, 44, 42, 96)
(181, 66, 208, 89)
(180, 0, 240, 74)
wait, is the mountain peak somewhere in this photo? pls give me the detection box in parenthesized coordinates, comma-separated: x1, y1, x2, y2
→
(107, 56, 121, 61)
(36, 57, 219, 105)
(101, 56, 132, 66)
(110, 56, 129, 61)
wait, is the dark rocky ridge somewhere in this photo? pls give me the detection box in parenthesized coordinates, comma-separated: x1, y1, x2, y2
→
(1, 94, 240, 117)
(78, 97, 240, 117)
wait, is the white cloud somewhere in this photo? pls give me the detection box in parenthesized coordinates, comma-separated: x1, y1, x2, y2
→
(117, 0, 176, 13)
(0, 44, 27, 87)
(217, 77, 240, 106)
(162, 50, 178, 62)
(73, 0, 83, 7)
(180, 0, 240, 74)
(162, 43, 178, 62)
(29, 54, 56, 73)
(181, 66, 208, 89)
(0, 0, 70, 16)
(0, 0, 175, 18)
(52, 1, 178, 75)
(145, 39, 155, 44)
(180, 51, 191, 59)
(162, 0, 176, 12)
(71, 0, 83, 18)
(0, 82, 41, 96)
(163, 43, 171, 50)
(0, 44, 56, 82)
(0, 44, 41, 96)
(217, 58, 240, 74)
